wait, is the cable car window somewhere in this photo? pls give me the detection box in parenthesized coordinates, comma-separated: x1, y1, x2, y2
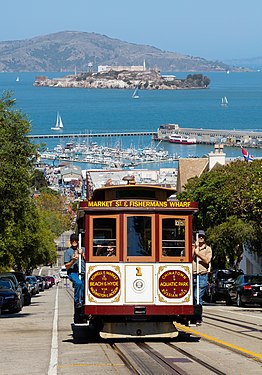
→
(127, 216, 152, 256)
(162, 218, 185, 257)
(92, 218, 116, 256)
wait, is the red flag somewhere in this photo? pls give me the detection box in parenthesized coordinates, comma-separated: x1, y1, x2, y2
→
(241, 147, 254, 162)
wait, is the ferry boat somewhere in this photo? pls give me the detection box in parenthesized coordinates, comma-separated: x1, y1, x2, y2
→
(169, 133, 197, 145)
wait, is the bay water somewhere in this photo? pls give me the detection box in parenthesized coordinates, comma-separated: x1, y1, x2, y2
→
(1, 71, 261, 169)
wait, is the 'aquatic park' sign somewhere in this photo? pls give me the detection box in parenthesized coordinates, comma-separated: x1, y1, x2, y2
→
(158, 270, 190, 299)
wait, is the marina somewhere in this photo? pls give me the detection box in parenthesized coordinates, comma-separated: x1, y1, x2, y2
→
(40, 141, 179, 168)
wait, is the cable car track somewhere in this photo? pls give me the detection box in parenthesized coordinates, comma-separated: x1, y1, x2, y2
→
(203, 313, 262, 341)
(204, 310, 262, 327)
(110, 341, 226, 375)
(65, 286, 224, 373)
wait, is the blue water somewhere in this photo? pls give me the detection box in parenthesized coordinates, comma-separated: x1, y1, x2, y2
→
(0, 71, 262, 166)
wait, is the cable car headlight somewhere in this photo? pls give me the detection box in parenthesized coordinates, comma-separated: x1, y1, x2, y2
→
(133, 279, 145, 292)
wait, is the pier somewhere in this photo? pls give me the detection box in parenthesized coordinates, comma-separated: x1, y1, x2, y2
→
(155, 124, 262, 148)
(28, 131, 156, 140)
(28, 125, 262, 148)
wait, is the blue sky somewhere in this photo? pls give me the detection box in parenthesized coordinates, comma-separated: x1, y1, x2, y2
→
(1, 0, 261, 61)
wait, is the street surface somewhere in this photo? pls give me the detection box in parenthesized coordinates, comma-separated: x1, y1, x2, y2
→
(0, 267, 261, 375)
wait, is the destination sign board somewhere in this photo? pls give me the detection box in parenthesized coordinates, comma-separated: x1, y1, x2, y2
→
(88, 270, 120, 299)
(158, 270, 190, 299)
(84, 200, 197, 209)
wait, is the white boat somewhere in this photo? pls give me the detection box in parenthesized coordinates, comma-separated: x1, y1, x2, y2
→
(132, 87, 139, 99)
(51, 112, 63, 131)
(169, 134, 197, 145)
(16, 76, 20, 82)
(221, 96, 228, 106)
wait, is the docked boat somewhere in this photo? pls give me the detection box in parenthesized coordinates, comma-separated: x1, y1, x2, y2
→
(51, 112, 63, 131)
(169, 134, 196, 145)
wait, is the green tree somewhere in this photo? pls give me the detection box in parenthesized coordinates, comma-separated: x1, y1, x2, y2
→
(33, 169, 48, 190)
(34, 190, 72, 237)
(0, 92, 71, 272)
(177, 160, 262, 269)
(0, 92, 38, 271)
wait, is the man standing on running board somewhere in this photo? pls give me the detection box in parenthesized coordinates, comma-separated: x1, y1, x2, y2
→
(192, 229, 212, 325)
(64, 233, 85, 322)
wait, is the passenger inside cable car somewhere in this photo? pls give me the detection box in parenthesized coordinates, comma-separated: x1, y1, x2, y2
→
(94, 243, 108, 256)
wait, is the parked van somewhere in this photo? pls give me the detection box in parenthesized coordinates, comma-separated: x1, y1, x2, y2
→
(59, 267, 67, 278)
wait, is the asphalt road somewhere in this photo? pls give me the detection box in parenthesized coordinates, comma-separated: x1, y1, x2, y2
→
(0, 270, 261, 375)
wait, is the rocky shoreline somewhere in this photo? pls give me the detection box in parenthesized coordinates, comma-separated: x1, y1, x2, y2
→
(34, 69, 210, 90)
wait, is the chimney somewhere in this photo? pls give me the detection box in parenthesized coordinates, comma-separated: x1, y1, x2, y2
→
(208, 144, 226, 170)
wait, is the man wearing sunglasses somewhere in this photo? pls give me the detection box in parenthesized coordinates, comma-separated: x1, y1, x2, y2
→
(192, 229, 212, 325)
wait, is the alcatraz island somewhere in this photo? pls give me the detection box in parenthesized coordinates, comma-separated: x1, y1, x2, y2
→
(34, 64, 211, 90)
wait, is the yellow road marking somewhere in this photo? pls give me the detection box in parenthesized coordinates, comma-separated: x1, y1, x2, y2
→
(175, 323, 262, 362)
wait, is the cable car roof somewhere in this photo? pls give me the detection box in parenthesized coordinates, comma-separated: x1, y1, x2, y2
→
(91, 183, 177, 201)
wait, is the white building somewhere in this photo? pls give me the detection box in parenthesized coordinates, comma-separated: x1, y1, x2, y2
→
(240, 245, 262, 274)
(98, 63, 146, 73)
(208, 144, 226, 170)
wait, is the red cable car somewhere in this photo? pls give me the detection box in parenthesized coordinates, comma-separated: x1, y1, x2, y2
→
(73, 177, 199, 339)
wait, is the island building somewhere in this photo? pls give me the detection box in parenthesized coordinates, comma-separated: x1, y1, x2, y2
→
(98, 60, 146, 73)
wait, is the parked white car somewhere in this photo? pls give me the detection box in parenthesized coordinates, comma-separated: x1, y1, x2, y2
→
(59, 267, 68, 278)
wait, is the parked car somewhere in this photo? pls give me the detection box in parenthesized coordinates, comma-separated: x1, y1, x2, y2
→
(227, 274, 262, 307)
(25, 276, 40, 295)
(209, 269, 244, 303)
(59, 267, 68, 279)
(52, 274, 59, 285)
(0, 279, 23, 313)
(0, 272, 24, 306)
(42, 276, 50, 289)
(36, 275, 45, 292)
(44, 276, 55, 288)
(10, 271, 31, 305)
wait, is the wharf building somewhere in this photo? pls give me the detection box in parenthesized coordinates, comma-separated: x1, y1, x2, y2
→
(156, 124, 262, 148)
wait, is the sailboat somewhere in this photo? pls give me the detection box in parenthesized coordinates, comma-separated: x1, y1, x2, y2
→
(51, 112, 63, 131)
(221, 96, 228, 106)
(132, 87, 139, 99)
(16, 76, 20, 82)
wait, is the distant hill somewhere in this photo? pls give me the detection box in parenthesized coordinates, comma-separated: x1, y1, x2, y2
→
(224, 57, 262, 71)
(0, 31, 243, 73)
